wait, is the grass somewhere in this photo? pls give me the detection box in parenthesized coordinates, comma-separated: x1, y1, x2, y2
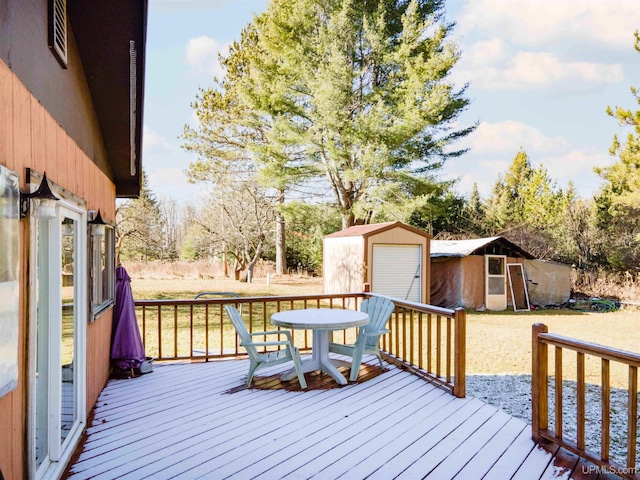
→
(465, 309, 640, 389)
(129, 275, 323, 300)
(128, 275, 640, 387)
(130, 275, 340, 359)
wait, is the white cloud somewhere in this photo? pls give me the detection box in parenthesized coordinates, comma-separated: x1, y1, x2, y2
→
(148, 167, 201, 202)
(466, 121, 571, 155)
(451, 173, 492, 198)
(457, 0, 640, 50)
(462, 37, 507, 68)
(185, 36, 230, 78)
(460, 51, 624, 91)
(538, 148, 615, 187)
(448, 122, 615, 198)
(150, 167, 187, 185)
(481, 159, 511, 177)
(463, 123, 615, 187)
(143, 125, 173, 153)
(189, 110, 201, 131)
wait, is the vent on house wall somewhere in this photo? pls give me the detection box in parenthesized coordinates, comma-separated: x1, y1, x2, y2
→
(129, 40, 137, 176)
(49, 0, 68, 67)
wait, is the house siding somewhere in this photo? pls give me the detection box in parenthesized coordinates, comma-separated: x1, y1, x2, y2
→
(323, 236, 365, 295)
(0, 0, 112, 179)
(0, 54, 115, 480)
(436, 255, 523, 310)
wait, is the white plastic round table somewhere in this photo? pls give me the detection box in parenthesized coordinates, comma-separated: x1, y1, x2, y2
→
(271, 308, 369, 386)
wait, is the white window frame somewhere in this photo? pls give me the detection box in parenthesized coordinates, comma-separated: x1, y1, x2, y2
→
(485, 254, 507, 311)
(28, 198, 87, 480)
(90, 225, 115, 320)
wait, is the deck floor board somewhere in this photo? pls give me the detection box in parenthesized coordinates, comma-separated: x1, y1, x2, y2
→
(64, 358, 612, 480)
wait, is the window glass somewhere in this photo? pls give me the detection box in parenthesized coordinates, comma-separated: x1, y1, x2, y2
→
(487, 256, 504, 275)
(91, 225, 114, 318)
(488, 276, 505, 295)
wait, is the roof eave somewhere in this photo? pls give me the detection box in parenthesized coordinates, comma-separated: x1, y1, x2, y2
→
(68, 0, 148, 198)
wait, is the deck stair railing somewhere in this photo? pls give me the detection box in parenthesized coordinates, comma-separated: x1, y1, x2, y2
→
(134, 292, 466, 398)
(532, 323, 640, 479)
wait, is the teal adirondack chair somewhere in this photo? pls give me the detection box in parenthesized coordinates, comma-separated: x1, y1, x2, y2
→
(224, 305, 307, 389)
(328, 296, 395, 382)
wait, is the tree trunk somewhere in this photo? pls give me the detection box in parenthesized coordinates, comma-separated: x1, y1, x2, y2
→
(341, 211, 355, 230)
(246, 237, 264, 282)
(222, 250, 229, 277)
(275, 190, 286, 275)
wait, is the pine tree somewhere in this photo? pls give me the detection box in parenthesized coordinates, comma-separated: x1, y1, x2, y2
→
(237, 0, 476, 228)
(116, 171, 165, 261)
(593, 31, 640, 270)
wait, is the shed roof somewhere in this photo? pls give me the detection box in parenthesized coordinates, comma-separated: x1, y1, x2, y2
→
(324, 221, 431, 239)
(431, 237, 535, 259)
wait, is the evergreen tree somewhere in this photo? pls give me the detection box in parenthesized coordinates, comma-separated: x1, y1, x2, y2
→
(460, 183, 488, 237)
(484, 150, 572, 259)
(182, 24, 315, 275)
(280, 201, 342, 274)
(593, 31, 640, 271)
(484, 150, 533, 232)
(116, 171, 166, 261)
(240, 0, 475, 228)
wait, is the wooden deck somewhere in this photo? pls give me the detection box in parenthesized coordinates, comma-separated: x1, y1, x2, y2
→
(64, 357, 614, 480)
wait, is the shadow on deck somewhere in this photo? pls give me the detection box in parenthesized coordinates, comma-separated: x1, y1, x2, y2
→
(63, 357, 614, 479)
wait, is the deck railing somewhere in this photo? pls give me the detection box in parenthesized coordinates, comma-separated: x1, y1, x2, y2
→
(532, 323, 640, 479)
(134, 292, 466, 397)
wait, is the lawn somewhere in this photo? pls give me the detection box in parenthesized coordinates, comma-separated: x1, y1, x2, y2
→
(128, 275, 640, 387)
(129, 274, 323, 300)
(465, 309, 640, 388)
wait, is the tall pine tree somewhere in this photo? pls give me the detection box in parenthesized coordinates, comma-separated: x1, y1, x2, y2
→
(231, 0, 476, 228)
(594, 31, 640, 270)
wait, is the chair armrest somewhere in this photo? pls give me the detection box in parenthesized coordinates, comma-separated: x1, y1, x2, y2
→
(363, 328, 390, 337)
(241, 340, 290, 348)
(249, 330, 293, 341)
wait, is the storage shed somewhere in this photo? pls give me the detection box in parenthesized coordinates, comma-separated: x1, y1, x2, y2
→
(323, 222, 431, 303)
(430, 237, 571, 310)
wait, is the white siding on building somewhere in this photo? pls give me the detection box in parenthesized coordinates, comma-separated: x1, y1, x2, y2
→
(323, 236, 364, 295)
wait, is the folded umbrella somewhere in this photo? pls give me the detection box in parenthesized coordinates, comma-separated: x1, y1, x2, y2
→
(111, 265, 146, 371)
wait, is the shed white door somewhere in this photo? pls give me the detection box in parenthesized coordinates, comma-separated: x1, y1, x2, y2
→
(485, 254, 507, 311)
(372, 245, 422, 302)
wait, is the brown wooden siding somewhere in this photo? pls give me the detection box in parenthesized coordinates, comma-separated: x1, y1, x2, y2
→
(0, 0, 111, 178)
(0, 58, 117, 479)
(457, 255, 524, 309)
(86, 311, 114, 416)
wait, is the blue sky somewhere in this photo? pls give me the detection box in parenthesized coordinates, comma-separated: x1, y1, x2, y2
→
(142, 0, 640, 205)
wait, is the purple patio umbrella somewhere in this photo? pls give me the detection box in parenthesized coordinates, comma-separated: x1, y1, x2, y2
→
(111, 265, 146, 371)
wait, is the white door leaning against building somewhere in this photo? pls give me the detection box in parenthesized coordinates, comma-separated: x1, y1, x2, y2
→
(372, 244, 422, 302)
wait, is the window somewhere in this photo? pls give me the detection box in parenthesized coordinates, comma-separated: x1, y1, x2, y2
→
(90, 225, 114, 319)
(0, 166, 19, 399)
(49, 0, 68, 68)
